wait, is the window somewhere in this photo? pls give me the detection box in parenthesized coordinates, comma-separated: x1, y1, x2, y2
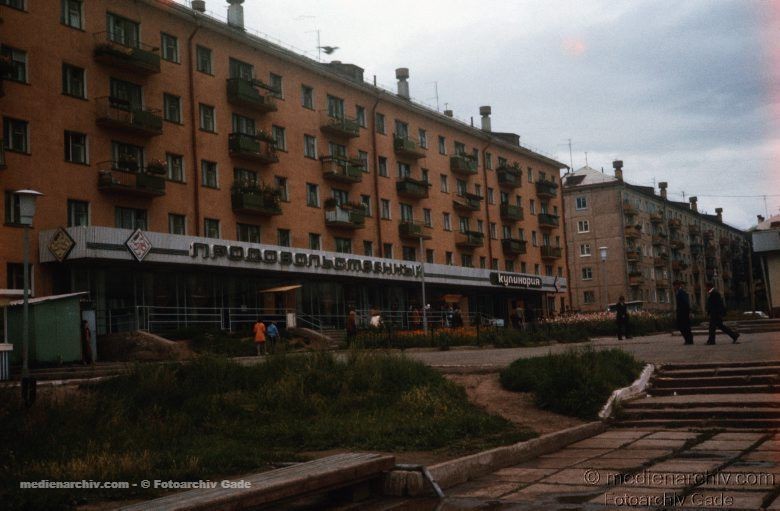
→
(356, 105, 366, 127)
(62, 64, 85, 98)
(521, 262, 526, 273)
(400, 203, 413, 222)
(378, 157, 388, 177)
(303, 135, 317, 159)
(426, 249, 434, 263)
(331, 237, 351, 254)
(440, 174, 449, 193)
(301, 85, 314, 109)
(232, 113, 255, 135)
(275, 176, 288, 201)
(584, 291, 596, 304)
(454, 141, 466, 155)
(421, 168, 429, 183)
(64, 131, 87, 164)
(278, 229, 291, 247)
(398, 162, 411, 179)
(480, 257, 486, 269)
(475, 184, 482, 197)
(168, 214, 186, 235)
(487, 188, 495, 204)
(3, 191, 20, 224)
(204, 218, 220, 239)
(166, 153, 184, 182)
(528, 167, 533, 182)
(485, 152, 493, 170)
(394, 120, 408, 138)
(61, 0, 83, 29)
(272, 125, 286, 151)
(306, 183, 319, 207)
(107, 13, 139, 47)
(229, 58, 253, 80)
(67, 200, 89, 227)
(477, 219, 484, 233)
(531, 231, 537, 246)
(576, 196, 588, 210)
(375, 112, 386, 134)
(492, 223, 499, 240)
(0, 46, 27, 83)
(269, 73, 283, 98)
(380, 199, 391, 219)
(582, 267, 593, 280)
(309, 233, 321, 250)
(111, 141, 143, 170)
(199, 104, 215, 132)
(328, 141, 347, 159)
(461, 254, 473, 268)
(423, 208, 432, 227)
(438, 136, 446, 155)
(459, 217, 470, 233)
(577, 220, 590, 233)
(237, 223, 260, 243)
(580, 243, 591, 256)
(361, 194, 372, 216)
(327, 95, 345, 118)
(529, 199, 536, 215)
(160, 33, 179, 63)
(332, 189, 349, 206)
(456, 179, 467, 196)
(201, 160, 218, 188)
(534, 264, 540, 275)
(445, 252, 453, 265)
(383, 243, 393, 258)
(443, 212, 451, 231)
(196, 45, 212, 74)
(4, 118, 29, 153)
(234, 168, 257, 187)
(6, 263, 25, 291)
(163, 94, 182, 123)
(358, 150, 369, 173)
(363, 240, 374, 257)
(109, 77, 141, 109)
(419, 128, 427, 148)
(505, 260, 514, 272)
(115, 207, 147, 230)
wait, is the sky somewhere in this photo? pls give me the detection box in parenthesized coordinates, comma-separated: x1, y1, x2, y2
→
(182, 0, 779, 229)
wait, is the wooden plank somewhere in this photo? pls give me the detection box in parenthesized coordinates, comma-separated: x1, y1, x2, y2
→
(118, 453, 395, 511)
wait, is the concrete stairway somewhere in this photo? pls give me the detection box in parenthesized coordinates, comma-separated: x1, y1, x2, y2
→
(9, 362, 133, 382)
(616, 360, 780, 428)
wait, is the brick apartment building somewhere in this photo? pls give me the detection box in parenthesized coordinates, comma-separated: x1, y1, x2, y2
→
(563, 162, 750, 313)
(0, 0, 569, 333)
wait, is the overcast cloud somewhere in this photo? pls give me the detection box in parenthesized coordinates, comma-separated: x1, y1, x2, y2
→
(187, 0, 779, 228)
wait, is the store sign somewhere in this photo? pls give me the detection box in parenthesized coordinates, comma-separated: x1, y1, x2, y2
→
(126, 229, 152, 262)
(48, 228, 76, 262)
(189, 242, 423, 278)
(490, 272, 543, 289)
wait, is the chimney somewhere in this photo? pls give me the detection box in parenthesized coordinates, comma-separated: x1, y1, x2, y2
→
(227, 0, 244, 30)
(191, 0, 206, 12)
(758, 215, 765, 223)
(715, 207, 723, 223)
(689, 196, 698, 212)
(395, 68, 410, 99)
(612, 160, 623, 181)
(658, 182, 668, 200)
(443, 109, 453, 117)
(479, 106, 492, 132)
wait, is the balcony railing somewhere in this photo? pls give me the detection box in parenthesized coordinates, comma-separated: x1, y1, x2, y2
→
(537, 213, 559, 228)
(231, 188, 283, 216)
(95, 97, 162, 136)
(450, 154, 478, 175)
(628, 272, 644, 286)
(321, 156, 363, 184)
(653, 254, 669, 267)
(399, 220, 431, 240)
(501, 238, 527, 255)
(671, 260, 683, 271)
(500, 203, 524, 222)
(93, 32, 161, 74)
(703, 229, 714, 240)
(689, 224, 700, 235)
(624, 224, 642, 239)
(325, 204, 366, 229)
(98, 167, 166, 197)
(623, 201, 638, 216)
(228, 132, 279, 164)
(456, 231, 484, 249)
(536, 179, 558, 198)
(626, 248, 641, 262)
(668, 218, 681, 230)
(649, 212, 663, 223)
(226, 78, 278, 113)
(652, 235, 668, 246)
(656, 278, 670, 288)
(669, 237, 684, 250)
(320, 111, 360, 139)
(453, 193, 482, 212)
(540, 245, 562, 259)
(497, 166, 522, 188)
(396, 176, 430, 199)
(393, 136, 426, 159)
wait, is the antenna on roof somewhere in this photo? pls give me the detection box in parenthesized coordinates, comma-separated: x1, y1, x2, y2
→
(584, 151, 588, 167)
(567, 139, 574, 173)
(427, 81, 440, 111)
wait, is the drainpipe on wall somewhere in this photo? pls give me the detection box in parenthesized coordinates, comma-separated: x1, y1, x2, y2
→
(559, 176, 573, 312)
(370, 92, 384, 254)
(187, 23, 202, 235)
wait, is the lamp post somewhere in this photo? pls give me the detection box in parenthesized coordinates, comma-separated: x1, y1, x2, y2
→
(599, 246, 608, 309)
(15, 189, 42, 407)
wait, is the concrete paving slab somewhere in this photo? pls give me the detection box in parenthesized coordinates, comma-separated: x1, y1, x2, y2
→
(598, 448, 673, 459)
(501, 483, 601, 502)
(589, 430, 654, 440)
(573, 458, 647, 470)
(491, 467, 557, 483)
(513, 457, 585, 469)
(645, 459, 722, 473)
(538, 448, 611, 459)
(447, 479, 521, 499)
(740, 450, 780, 462)
(679, 490, 767, 509)
(644, 431, 701, 440)
(537, 468, 619, 486)
(712, 432, 767, 441)
(567, 438, 633, 449)
(676, 450, 742, 460)
(627, 438, 690, 449)
(692, 439, 757, 451)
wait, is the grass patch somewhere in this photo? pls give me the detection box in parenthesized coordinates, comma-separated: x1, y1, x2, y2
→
(499, 347, 644, 420)
(1, 352, 533, 510)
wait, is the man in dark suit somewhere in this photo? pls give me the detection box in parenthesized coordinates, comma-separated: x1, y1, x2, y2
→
(706, 282, 740, 344)
(615, 296, 629, 340)
(674, 281, 694, 345)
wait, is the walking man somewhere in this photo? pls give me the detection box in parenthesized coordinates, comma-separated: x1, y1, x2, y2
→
(346, 308, 357, 343)
(615, 296, 630, 340)
(705, 283, 739, 344)
(253, 318, 267, 355)
(674, 281, 694, 345)
(266, 321, 279, 353)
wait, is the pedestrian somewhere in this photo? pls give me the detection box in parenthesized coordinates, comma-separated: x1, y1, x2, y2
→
(453, 307, 463, 327)
(705, 282, 740, 344)
(445, 305, 454, 328)
(615, 296, 630, 340)
(370, 310, 383, 329)
(81, 319, 93, 365)
(253, 318, 267, 355)
(266, 321, 279, 353)
(346, 308, 358, 343)
(411, 306, 422, 330)
(674, 281, 694, 345)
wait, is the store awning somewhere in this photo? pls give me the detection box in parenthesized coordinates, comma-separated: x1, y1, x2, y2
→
(0, 289, 24, 307)
(259, 285, 302, 294)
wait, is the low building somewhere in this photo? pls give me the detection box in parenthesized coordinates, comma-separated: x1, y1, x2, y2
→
(751, 215, 780, 317)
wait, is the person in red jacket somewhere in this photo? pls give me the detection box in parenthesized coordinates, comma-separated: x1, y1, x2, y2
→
(253, 318, 267, 355)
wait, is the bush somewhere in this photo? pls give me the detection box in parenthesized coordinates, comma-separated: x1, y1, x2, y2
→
(500, 347, 644, 420)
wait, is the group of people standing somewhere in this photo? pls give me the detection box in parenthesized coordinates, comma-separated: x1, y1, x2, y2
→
(252, 319, 280, 355)
(509, 302, 537, 332)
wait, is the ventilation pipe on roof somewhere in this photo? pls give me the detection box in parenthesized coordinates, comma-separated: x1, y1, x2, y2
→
(658, 182, 668, 200)
(396, 68, 410, 99)
(612, 160, 623, 181)
(689, 196, 698, 212)
(480, 106, 492, 132)
(192, 0, 206, 12)
(227, 0, 244, 30)
(443, 109, 453, 117)
(758, 215, 765, 223)
(715, 208, 723, 223)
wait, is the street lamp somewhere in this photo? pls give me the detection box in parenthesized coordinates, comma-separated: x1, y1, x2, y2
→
(599, 246, 608, 309)
(15, 189, 43, 407)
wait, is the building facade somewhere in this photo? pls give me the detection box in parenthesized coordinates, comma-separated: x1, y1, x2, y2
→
(752, 215, 780, 317)
(563, 162, 750, 313)
(0, 0, 569, 333)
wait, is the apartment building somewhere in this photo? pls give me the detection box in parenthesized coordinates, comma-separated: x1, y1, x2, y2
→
(752, 215, 780, 317)
(0, 0, 569, 332)
(563, 162, 750, 313)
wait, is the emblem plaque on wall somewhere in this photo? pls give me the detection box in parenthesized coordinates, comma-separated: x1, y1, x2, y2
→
(125, 229, 153, 262)
(48, 228, 76, 262)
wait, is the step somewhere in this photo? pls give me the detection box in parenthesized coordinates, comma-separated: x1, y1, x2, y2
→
(660, 360, 780, 371)
(621, 407, 780, 420)
(624, 400, 780, 410)
(649, 385, 780, 396)
(651, 375, 780, 388)
(615, 418, 780, 429)
(657, 367, 780, 379)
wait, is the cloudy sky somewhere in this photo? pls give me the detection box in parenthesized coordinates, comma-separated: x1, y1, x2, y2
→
(186, 0, 779, 229)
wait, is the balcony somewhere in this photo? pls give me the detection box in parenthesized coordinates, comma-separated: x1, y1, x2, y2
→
(93, 32, 161, 74)
(690, 242, 703, 255)
(628, 272, 644, 286)
(540, 245, 562, 260)
(669, 237, 685, 250)
(98, 167, 165, 198)
(325, 203, 366, 230)
(497, 166, 522, 188)
(500, 203, 524, 222)
(231, 187, 283, 217)
(652, 234, 668, 246)
(535, 179, 558, 198)
(668, 218, 681, 230)
(399, 220, 431, 240)
(656, 278, 670, 288)
(228, 132, 279, 164)
(622, 201, 638, 216)
(95, 97, 162, 136)
(393, 136, 426, 160)
(719, 237, 730, 247)
(320, 111, 360, 139)
(456, 231, 485, 249)
(703, 229, 714, 240)
(689, 224, 700, 235)
(653, 254, 669, 267)
(671, 260, 683, 271)
(321, 156, 363, 184)
(396, 176, 430, 199)
(226, 78, 278, 113)
(649, 212, 663, 223)
(450, 154, 478, 176)
(624, 224, 642, 239)
(537, 213, 559, 229)
(626, 248, 641, 262)
(501, 239, 527, 256)
(453, 193, 483, 213)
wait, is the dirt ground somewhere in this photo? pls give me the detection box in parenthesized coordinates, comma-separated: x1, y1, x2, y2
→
(445, 372, 584, 435)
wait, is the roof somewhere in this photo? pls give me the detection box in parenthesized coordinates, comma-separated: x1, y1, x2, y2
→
(7, 292, 88, 308)
(753, 214, 780, 232)
(563, 166, 618, 187)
